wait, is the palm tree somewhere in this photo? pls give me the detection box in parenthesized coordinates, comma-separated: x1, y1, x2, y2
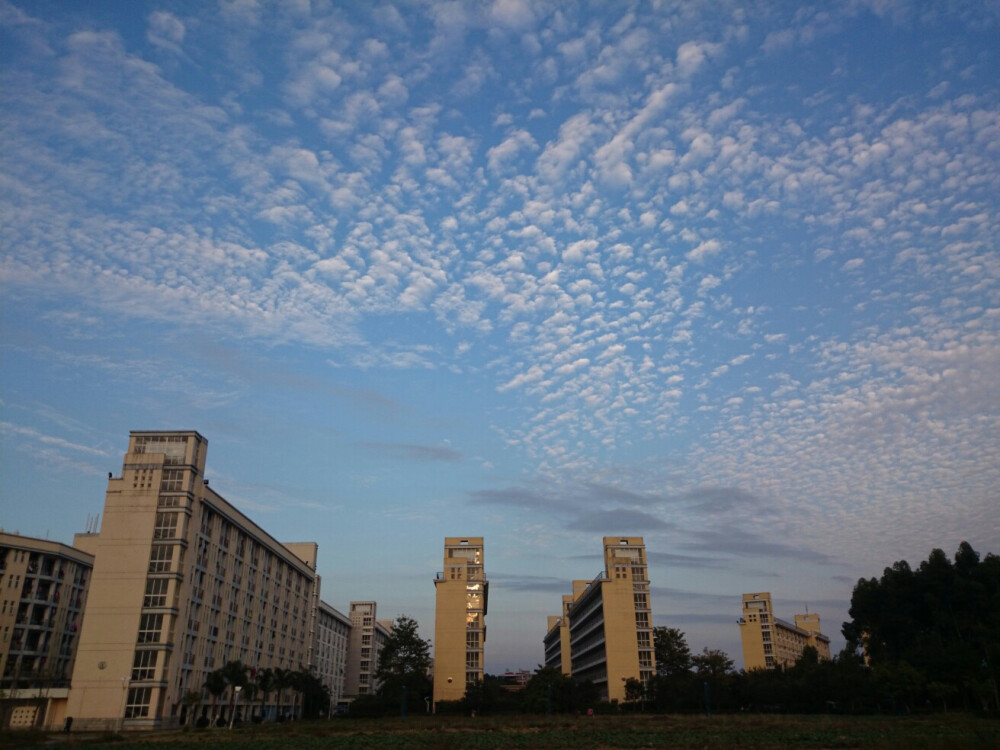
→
(256, 667, 276, 721)
(180, 689, 202, 727)
(219, 660, 248, 724)
(203, 669, 227, 724)
(273, 667, 289, 720)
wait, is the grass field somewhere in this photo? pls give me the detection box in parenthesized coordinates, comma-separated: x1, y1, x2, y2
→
(3, 713, 998, 749)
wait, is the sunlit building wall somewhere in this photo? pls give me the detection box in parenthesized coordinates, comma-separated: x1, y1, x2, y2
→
(738, 592, 831, 670)
(432, 537, 487, 704)
(65, 431, 323, 730)
(548, 537, 654, 703)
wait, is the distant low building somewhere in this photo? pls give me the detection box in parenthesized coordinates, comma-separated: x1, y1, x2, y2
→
(498, 670, 532, 691)
(738, 592, 831, 670)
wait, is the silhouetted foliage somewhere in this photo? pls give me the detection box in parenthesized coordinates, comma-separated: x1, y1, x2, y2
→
(654, 626, 693, 676)
(375, 615, 432, 715)
(462, 674, 520, 715)
(843, 541, 1000, 713)
(520, 666, 599, 713)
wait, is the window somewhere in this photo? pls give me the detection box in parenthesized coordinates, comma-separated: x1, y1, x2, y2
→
(143, 579, 169, 608)
(137, 614, 163, 643)
(131, 650, 158, 680)
(148, 546, 173, 573)
(635, 612, 649, 628)
(125, 687, 152, 718)
(466, 632, 479, 648)
(634, 593, 648, 609)
(639, 652, 653, 668)
(153, 513, 178, 540)
(160, 469, 186, 492)
(466, 651, 480, 669)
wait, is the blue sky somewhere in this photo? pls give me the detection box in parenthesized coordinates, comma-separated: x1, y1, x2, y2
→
(1, 0, 998, 672)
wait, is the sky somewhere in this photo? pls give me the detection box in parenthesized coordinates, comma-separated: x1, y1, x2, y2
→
(1, 0, 998, 673)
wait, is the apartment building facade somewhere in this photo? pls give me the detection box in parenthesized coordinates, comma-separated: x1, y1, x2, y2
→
(432, 537, 487, 704)
(0, 533, 94, 729)
(343, 601, 391, 698)
(313, 601, 350, 708)
(65, 431, 323, 730)
(738, 592, 832, 670)
(546, 537, 654, 703)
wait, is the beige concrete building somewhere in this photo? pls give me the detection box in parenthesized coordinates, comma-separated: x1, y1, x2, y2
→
(738, 592, 832, 670)
(64, 431, 324, 730)
(0, 533, 93, 729)
(546, 537, 654, 703)
(543, 589, 576, 675)
(432, 537, 487, 705)
(314, 601, 350, 708)
(344, 601, 391, 698)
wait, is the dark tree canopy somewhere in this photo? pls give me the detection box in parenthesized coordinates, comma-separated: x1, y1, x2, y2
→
(654, 626, 693, 676)
(376, 615, 431, 684)
(375, 615, 432, 712)
(843, 541, 1000, 712)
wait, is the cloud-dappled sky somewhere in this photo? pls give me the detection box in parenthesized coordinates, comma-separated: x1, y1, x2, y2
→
(1, 0, 998, 671)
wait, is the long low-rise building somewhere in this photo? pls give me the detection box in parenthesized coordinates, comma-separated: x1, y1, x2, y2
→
(545, 537, 654, 703)
(738, 592, 831, 670)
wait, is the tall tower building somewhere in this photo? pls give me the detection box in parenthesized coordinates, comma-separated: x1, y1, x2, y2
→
(66, 431, 323, 730)
(545, 536, 654, 702)
(432, 537, 487, 705)
(344, 601, 392, 698)
(738, 592, 831, 670)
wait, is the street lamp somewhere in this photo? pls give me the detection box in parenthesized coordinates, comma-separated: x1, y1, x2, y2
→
(229, 685, 242, 729)
(119, 677, 130, 732)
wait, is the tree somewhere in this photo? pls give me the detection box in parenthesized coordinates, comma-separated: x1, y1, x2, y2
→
(219, 660, 248, 722)
(203, 669, 227, 722)
(520, 666, 589, 714)
(692, 648, 734, 680)
(843, 541, 1000, 712)
(692, 648, 737, 713)
(180, 689, 202, 727)
(654, 626, 693, 676)
(376, 615, 432, 714)
(255, 667, 276, 721)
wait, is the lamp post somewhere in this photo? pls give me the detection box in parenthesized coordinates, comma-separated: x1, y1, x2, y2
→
(119, 677, 130, 732)
(229, 686, 242, 729)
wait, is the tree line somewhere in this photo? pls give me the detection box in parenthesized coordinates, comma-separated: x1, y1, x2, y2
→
(192, 542, 996, 722)
(192, 661, 329, 727)
(357, 542, 998, 717)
